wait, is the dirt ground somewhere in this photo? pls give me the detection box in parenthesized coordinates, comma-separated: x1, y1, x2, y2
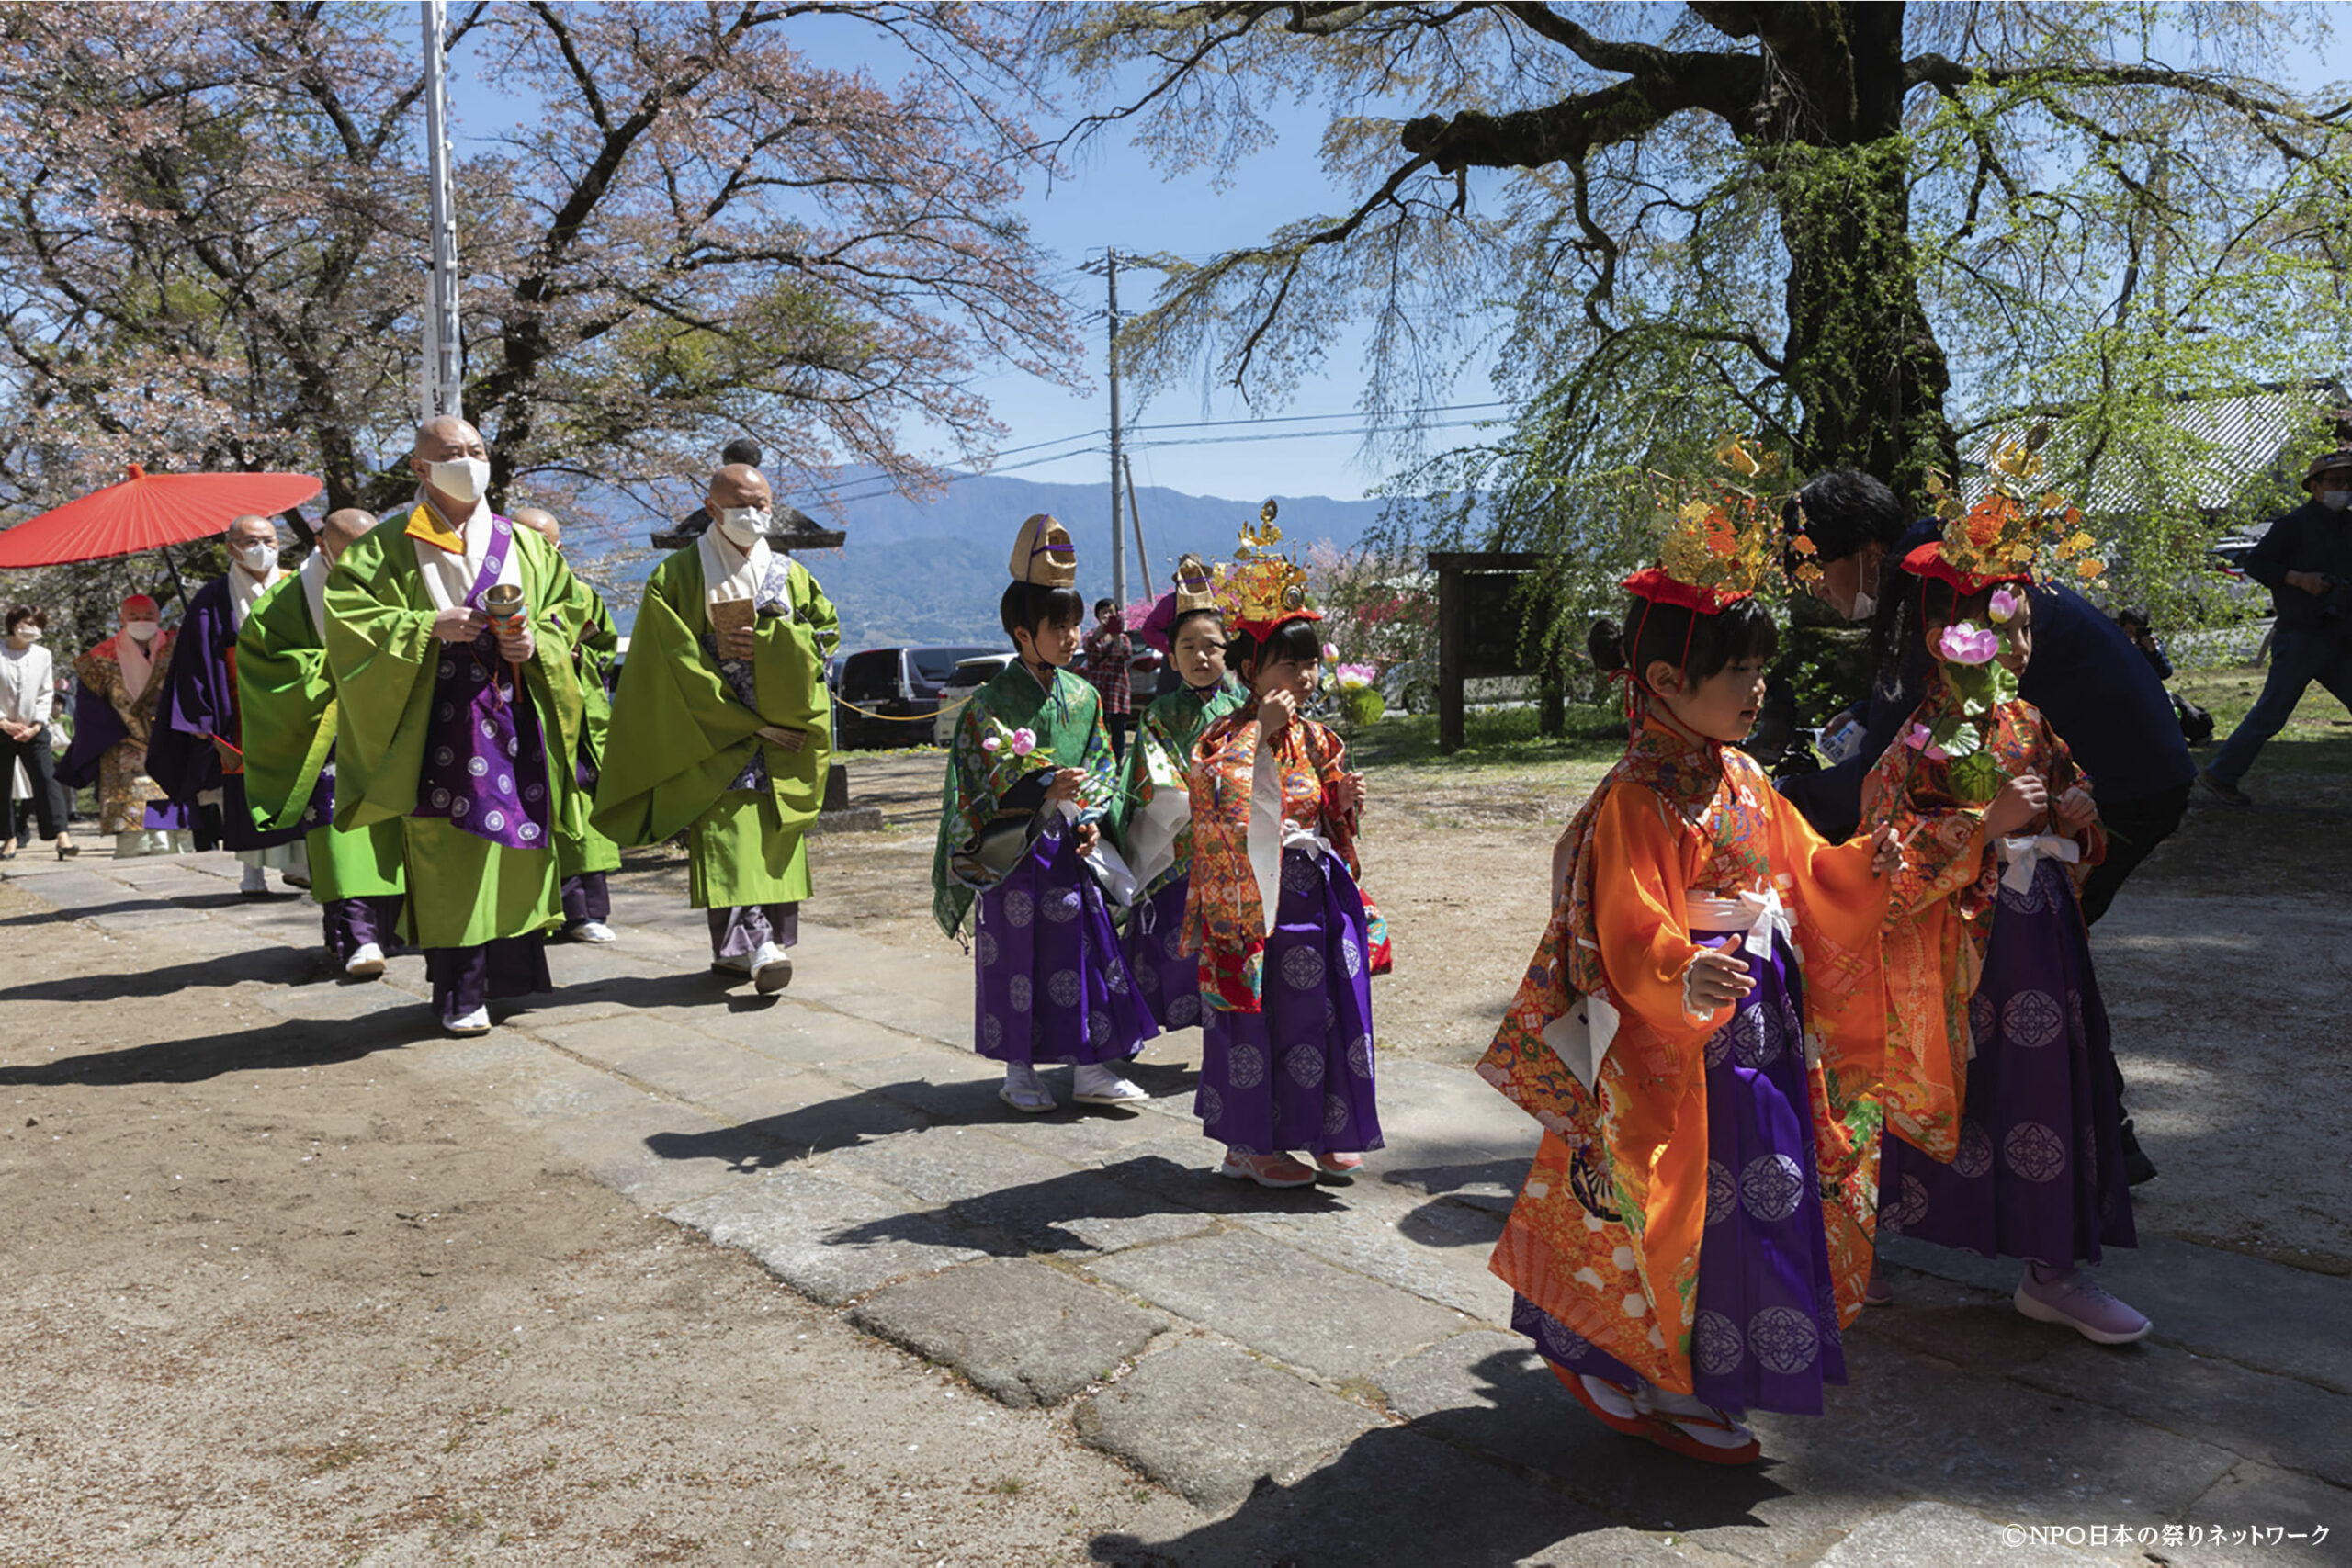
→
(0, 879, 1195, 1565)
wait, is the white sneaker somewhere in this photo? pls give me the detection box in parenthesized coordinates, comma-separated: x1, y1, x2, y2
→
(442, 1005, 492, 1036)
(570, 919, 617, 944)
(345, 942, 386, 978)
(751, 941, 795, 994)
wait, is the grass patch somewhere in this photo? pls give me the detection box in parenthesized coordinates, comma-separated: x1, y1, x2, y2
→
(1350, 704, 1626, 773)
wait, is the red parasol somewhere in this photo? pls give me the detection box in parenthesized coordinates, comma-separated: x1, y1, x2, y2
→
(0, 463, 322, 569)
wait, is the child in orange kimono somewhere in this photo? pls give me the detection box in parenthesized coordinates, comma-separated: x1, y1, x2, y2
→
(1863, 513, 2146, 1344)
(1183, 596, 1392, 1189)
(1481, 534, 1897, 1463)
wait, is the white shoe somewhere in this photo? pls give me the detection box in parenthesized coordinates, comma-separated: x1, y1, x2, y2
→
(751, 941, 795, 994)
(711, 953, 752, 977)
(240, 864, 268, 895)
(345, 942, 386, 978)
(1071, 1064, 1149, 1106)
(442, 1005, 492, 1036)
(569, 919, 617, 944)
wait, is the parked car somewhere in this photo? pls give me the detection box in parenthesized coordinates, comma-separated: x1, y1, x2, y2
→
(834, 644, 1001, 749)
(932, 652, 1019, 745)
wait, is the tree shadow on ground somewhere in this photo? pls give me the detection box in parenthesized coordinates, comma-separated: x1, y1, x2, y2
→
(544, 966, 795, 1017)
(0, 898, 169, 927)
(0, 945, 324, 1004)
(641, 1089, 933, 1170)
(0, 1009, 416, 1086)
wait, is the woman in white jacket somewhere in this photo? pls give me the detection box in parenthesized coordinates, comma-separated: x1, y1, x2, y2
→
(1, 604, 77, 860)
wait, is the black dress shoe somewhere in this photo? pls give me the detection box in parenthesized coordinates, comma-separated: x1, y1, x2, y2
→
(2120, 1117, 2158, 1185)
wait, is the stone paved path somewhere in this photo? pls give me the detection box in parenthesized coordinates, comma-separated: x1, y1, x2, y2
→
(6, 846, 2345, 1567)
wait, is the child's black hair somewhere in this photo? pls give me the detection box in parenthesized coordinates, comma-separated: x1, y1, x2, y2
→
(1231, 616, 1323, 680)
(1000, 581, 1085, 646)
(1589, 595, 1778, 690)
(1870, 570, 2015, 683)
(1170, 606, 1226, 645)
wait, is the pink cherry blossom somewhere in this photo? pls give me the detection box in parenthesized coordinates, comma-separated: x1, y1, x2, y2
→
(1011, 728, 1036, 756)
(1987, 586, 2021, 624)
(1936, 621, 2000, 665)
(1900, 721, 1950, 762)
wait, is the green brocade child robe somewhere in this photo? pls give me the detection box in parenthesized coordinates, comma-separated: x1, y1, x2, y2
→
(557, 581, 624, 881)
(592, 546, 834, 909)
(324, 520, 588, 949)
(234, 566, 406, 903)
(931, 660, 1115, 938)
(1107, 678, 1245, 897)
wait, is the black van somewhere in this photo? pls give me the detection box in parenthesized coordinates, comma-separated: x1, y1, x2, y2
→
(834, 645, 1001, 749)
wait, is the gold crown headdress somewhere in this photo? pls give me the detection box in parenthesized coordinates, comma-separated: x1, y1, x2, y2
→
(1632, 436, 1813, 611)
(1213, 501, 1318, 637)
(1911, 424, 2101, 592)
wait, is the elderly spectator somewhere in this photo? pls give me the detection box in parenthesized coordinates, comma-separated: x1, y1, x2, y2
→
(1781, 468, 2193, 1186)
(1083, 596, 1133, 762)
(2199, 449, 2352, 805)
(148, 513, 313, 895)
(1, 604, 77, 859)
(60, 594, 194, 856)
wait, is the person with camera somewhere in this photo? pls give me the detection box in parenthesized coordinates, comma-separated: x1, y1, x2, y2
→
(2199, 449, 2352, 807)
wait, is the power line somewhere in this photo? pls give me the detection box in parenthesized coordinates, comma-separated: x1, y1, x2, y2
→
(1127, 401, 1510, 434)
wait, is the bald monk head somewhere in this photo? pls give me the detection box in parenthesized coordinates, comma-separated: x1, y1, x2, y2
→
(410, 415, 491, 513)
(225, 513, 280, 578)
(511, 507, 561, 551)
(705, 463, 773, 516)
(320, 508, 374, 567)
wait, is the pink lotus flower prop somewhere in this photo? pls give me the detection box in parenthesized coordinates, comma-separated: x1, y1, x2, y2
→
(980, 735, 1001, 753)
(1936, 621, 2000, 665)
(1987, 586, 2021, 624)
(1010, 728, 1036, 757)
(1901, 721, 1950, 761)
(1333, 662, 1378, 691)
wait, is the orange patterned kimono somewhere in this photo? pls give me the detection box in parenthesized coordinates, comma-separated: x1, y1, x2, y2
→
(1181, 703, 1391, 1012)
(1860, 682, 2105, 1162)
(1480, 711, 1887, 1394)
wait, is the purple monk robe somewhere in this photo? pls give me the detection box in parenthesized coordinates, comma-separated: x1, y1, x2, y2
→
(1193, 847, 1382, 1159)
(1513, 928, 1847, 1417)
(971, 818, 1156, 1067)
(1124, 874, 1205, 1032)
(1879, 857, 2136, 1267)
(322, 895, 402, 963)
(410, 520, 554, 852)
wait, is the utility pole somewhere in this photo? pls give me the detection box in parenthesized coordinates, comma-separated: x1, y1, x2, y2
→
(420, 0, 464, 424)
(1105, 248, 1125, 609)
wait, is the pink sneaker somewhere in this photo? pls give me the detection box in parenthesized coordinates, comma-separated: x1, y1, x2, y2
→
(2014, 1266, 2152, 1345)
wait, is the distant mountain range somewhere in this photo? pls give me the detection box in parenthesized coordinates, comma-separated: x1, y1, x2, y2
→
(596, 469, 1396, 650)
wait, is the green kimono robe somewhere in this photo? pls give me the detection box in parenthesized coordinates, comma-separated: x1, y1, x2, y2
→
(556, 579, 623, 881)
(324, 518, 587, 949)
(931, 659, 1114, 938)
(592, 545, 832, 910)
(235, 565, 405, 902)
(1107, 677, 1245, 897)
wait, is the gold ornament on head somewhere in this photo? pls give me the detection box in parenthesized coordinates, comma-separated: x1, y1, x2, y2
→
(1645, 436, 1814, 606)
(1009, 513, 1078, 587)
(1170, 552, 1219, 614)
(1213, 500, 1317, 635)
(1920, 423, 2103, 590)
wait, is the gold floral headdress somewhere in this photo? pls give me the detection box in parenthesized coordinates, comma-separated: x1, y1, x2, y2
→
(1912, 424, 2102, 592)
(1213, 501, 1318, 638)
(1632, 436, 1814, 611)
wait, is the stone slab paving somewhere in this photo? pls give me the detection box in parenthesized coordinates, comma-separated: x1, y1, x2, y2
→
(7, 844, 2347, 1566)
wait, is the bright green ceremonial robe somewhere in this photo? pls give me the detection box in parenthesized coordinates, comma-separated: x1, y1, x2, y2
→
(1108, 677, 1246, 897)
(235, 567, 407, 902)
(324, 518, 588, 949)
(556, 578, 623, 880)
(931, 660, 1114, 938)
(593, 545, 832, 909)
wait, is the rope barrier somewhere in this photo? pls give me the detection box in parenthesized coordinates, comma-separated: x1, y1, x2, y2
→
(827, 689, 979, 723)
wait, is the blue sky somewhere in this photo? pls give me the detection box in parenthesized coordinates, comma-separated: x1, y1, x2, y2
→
(443, 20, 1486, 505)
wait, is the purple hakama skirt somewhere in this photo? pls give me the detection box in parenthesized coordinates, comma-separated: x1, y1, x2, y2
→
(972, 820, 1156, 1066)
(1879, 858, 2136, 1266)
(1125, 874, 1205, 1032)
(1193, 846, 1383, 1158)
(1514, 928, 1847, 1417)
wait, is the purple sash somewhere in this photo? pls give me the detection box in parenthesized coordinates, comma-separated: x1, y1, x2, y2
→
(413, 518, 553, 850)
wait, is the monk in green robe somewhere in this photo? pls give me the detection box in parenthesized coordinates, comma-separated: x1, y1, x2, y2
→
(236, 507, 407, 976)
(594, 463, 836, 994)
(513, 507, 623, 945)
(326, 416, 591, 1034)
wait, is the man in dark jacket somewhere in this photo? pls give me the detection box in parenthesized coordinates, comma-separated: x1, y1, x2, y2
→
(2199, 449, 2352, 806)
(1782, 469, 2195, 1184)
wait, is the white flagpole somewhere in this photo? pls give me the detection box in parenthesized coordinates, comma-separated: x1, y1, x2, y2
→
(420, 0, 464, 423)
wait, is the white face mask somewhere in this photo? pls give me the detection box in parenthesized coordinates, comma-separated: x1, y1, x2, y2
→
(125, 620, 160, 643)
(715, 506, 769, 548)
(426, 456, 491, 504)
(1848, 589, 1877, 624)
(11, 626, 39, 644)
(2318, 488, 2352, 513)
(234, 542, 277, 574)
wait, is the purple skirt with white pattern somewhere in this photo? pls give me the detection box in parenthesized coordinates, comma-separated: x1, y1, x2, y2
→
(1193, 847, 1381, 1157)
(1878, 857, 2136, 1266)
(1516, 928, 1847, 1417)
(1125, 874, 1205, 1032)
(971, 819, 1156, 1067)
